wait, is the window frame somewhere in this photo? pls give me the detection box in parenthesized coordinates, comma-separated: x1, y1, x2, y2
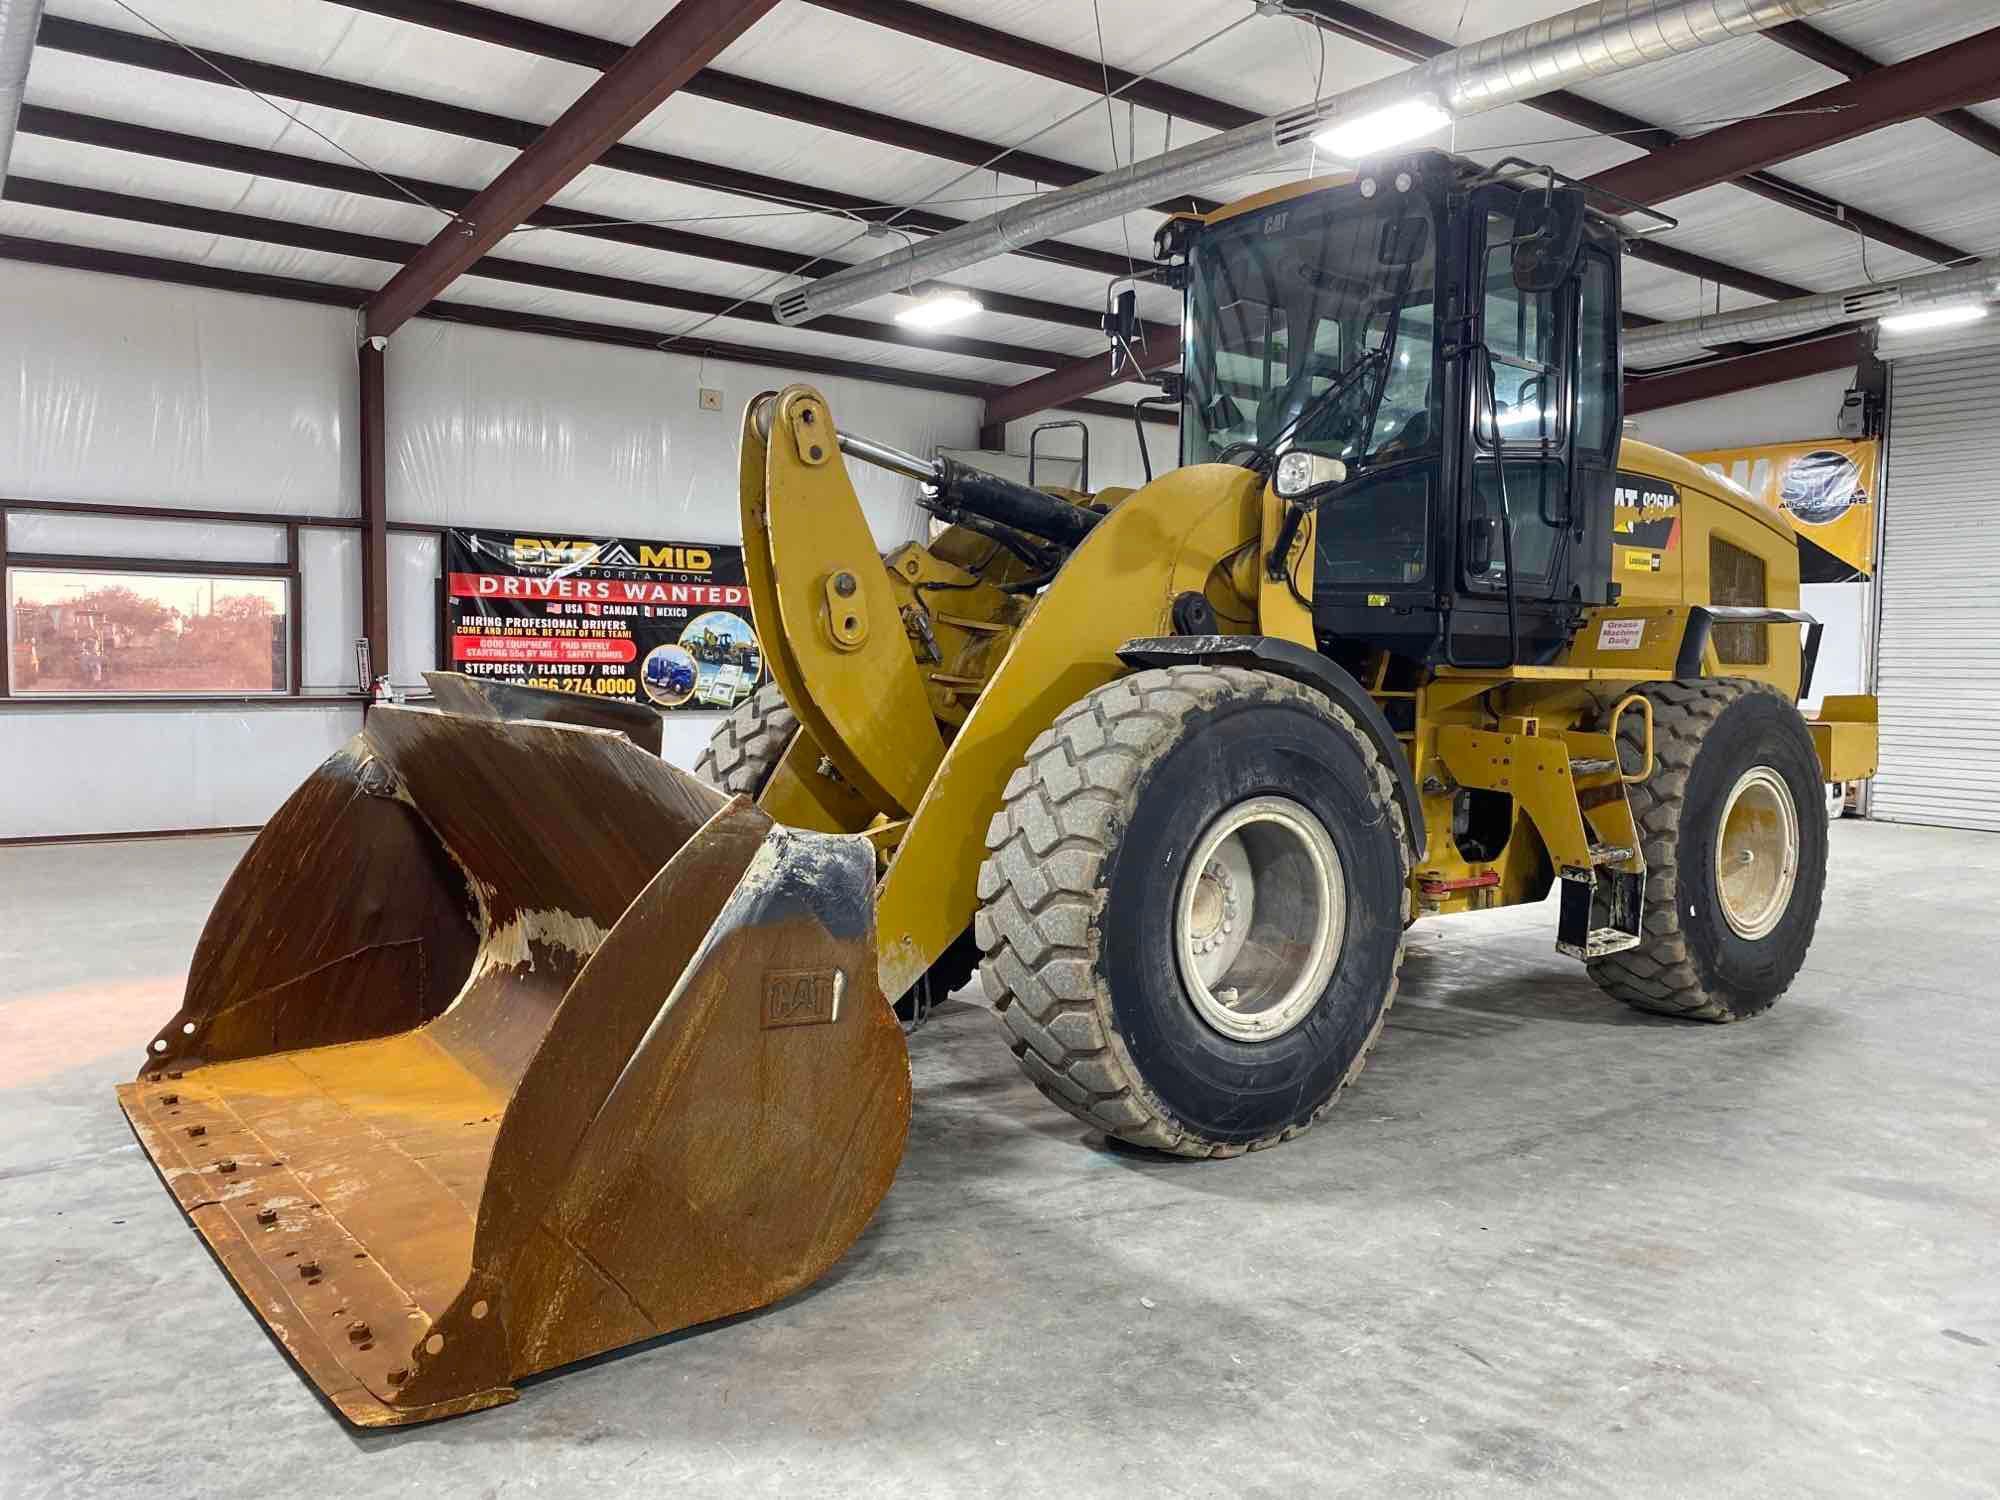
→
(1474, 204, 1570, 456)
(6, 557, 299, 700)
(1572, 248, 1620, 460)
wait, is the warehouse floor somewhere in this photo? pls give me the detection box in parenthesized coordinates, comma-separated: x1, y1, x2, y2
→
(2, 820, 1995, 1499)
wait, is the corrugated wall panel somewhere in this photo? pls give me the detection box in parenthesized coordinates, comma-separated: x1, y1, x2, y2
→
(1874, 347, 2000, 832)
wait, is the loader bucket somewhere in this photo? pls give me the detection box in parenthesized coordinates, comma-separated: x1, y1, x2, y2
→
(115, 703, 909, 1427)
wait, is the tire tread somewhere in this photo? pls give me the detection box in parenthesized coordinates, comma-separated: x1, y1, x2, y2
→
(1586, 677, 1825, 1022)
(976, 665, 1410, 1156)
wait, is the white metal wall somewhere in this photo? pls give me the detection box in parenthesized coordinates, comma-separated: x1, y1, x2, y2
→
(1873, 347, 2000, 832)
(0, 264, 985, 838)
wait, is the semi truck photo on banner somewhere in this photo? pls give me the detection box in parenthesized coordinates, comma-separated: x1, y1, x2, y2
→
(1685, 439, 1879, 582)
(444, 529, 762, 710)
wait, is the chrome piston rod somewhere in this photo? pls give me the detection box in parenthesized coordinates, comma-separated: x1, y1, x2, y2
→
(835, 430, 943, 484)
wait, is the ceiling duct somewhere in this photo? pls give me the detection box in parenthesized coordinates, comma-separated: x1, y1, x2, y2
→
(0, 0, 45, 189)
(1625, 258, 2000, 367)
(773, 0, 1858, 327)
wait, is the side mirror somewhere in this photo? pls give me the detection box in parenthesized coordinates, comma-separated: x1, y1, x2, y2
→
(1465, 514, 1497, 576)
(1512, 187, 1586, 293)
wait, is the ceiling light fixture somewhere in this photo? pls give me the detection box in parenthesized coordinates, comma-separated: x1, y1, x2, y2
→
(1879, 302, 1990, 334)
(1311, 96, 1452, 160)
(895, 289, 982, 329)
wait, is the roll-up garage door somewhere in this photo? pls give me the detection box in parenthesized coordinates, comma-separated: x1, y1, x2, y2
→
(1873, 347, 2000, 831)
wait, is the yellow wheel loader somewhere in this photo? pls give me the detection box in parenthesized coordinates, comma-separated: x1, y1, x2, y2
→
(117, 153, 1877, 1424)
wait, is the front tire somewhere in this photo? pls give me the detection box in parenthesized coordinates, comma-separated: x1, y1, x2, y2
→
(976, 666, 1410, 1157)
(1588, 679, 1828, 1021)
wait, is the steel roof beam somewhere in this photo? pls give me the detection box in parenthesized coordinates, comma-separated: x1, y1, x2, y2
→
(1279, 4, 1983, 268)
(334, 0, 1222, 216)
(33, 16, 1138, 281)
(976, 10, 1986, 423)
(1764, 19, 2000, 160)
(982, 338, 1178, 431)
(15, 106, 1173, 343)
(800, 0, 1257, 132)
(825, 0, 1968, 290)
(1624, 329, 1864, 413)
(1586, 26, 2000, 219)
(3, 174, 1087, 370)
(0, 228, 1162, 426)
(363, 0, 780, 338)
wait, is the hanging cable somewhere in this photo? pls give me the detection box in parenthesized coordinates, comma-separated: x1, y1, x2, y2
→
(103, 0, 461, 224)
(652, 11, 1259, 354)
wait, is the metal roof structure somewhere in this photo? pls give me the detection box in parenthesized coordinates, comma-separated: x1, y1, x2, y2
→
(3, 0, 1997, 425)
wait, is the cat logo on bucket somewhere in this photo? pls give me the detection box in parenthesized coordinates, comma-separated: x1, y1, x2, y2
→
(762, 968, 843, 1028)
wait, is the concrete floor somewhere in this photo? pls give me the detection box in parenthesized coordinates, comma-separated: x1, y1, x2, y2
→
(1, 820, 1995, 1498)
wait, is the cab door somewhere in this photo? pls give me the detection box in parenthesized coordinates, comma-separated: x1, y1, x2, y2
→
(1463, 188, 1577, 607)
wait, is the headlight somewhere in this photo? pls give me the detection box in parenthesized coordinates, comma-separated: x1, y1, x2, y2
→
(1274, 451, 1347, 499)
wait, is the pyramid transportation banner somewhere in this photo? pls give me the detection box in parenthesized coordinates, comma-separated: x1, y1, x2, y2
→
(444, 529, 765, 712)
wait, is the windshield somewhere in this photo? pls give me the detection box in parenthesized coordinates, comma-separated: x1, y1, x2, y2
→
(1182, 189, 1438, 468)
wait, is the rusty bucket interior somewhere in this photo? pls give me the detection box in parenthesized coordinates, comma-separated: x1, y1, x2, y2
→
(116, 694, 909, 1427)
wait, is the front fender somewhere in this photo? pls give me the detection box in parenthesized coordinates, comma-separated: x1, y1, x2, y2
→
(1114, 635, 1425, 861)
(873, 464, 1266, 1000)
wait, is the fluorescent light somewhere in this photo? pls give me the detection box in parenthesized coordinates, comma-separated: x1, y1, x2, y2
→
(1879, 302, 1990, 334)
(896, 290, 982, 328)
(1312, 97, 1451, 160)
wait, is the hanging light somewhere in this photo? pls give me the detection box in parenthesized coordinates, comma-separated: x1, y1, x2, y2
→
(895, 289, 983, 328)
(1311, 96, 1451, 161)
(1879, 302, 1990, 334)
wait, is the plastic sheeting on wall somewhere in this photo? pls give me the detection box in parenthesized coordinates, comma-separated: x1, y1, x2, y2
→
(5, 510, 290, 564)
(0, 262, 357, 515)
(0, 705, 363, 839)
(386, 320, 983, 549)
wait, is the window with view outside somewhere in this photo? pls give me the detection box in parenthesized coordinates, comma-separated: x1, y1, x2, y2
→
(6, 570, 289, 694)
(1182, 191, 1438, 469)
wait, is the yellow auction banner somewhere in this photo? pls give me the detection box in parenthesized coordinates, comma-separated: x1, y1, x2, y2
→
(1684, 438, 1878, 578)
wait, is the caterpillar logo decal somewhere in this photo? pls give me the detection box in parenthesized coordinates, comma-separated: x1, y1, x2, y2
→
(763, 968, 843, 1028)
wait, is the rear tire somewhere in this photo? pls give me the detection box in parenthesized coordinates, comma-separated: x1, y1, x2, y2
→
(694, 680, 973, 1018)
(692, 682, 798, 795)
(1587, 679, 1828, 1022)
(976, 666, 1410, 1157)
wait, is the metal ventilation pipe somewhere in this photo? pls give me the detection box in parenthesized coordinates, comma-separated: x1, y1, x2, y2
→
(0, 0, 44, 190)
(1624, 258, 2000, 367)
(773, 0, 1856, 327)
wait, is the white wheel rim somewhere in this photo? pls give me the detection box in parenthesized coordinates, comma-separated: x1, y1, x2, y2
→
(1715, 766, 1800, 941)
(1174, 795, 1346, 1043)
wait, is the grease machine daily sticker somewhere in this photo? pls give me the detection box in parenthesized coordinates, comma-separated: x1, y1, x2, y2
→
(444, 529, 764, 711)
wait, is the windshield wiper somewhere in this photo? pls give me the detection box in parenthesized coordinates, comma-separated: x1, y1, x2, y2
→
(1263, 343, 1390, 461)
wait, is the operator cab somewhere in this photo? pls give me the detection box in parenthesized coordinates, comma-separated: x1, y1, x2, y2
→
(1159, 151, 1626, 669)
